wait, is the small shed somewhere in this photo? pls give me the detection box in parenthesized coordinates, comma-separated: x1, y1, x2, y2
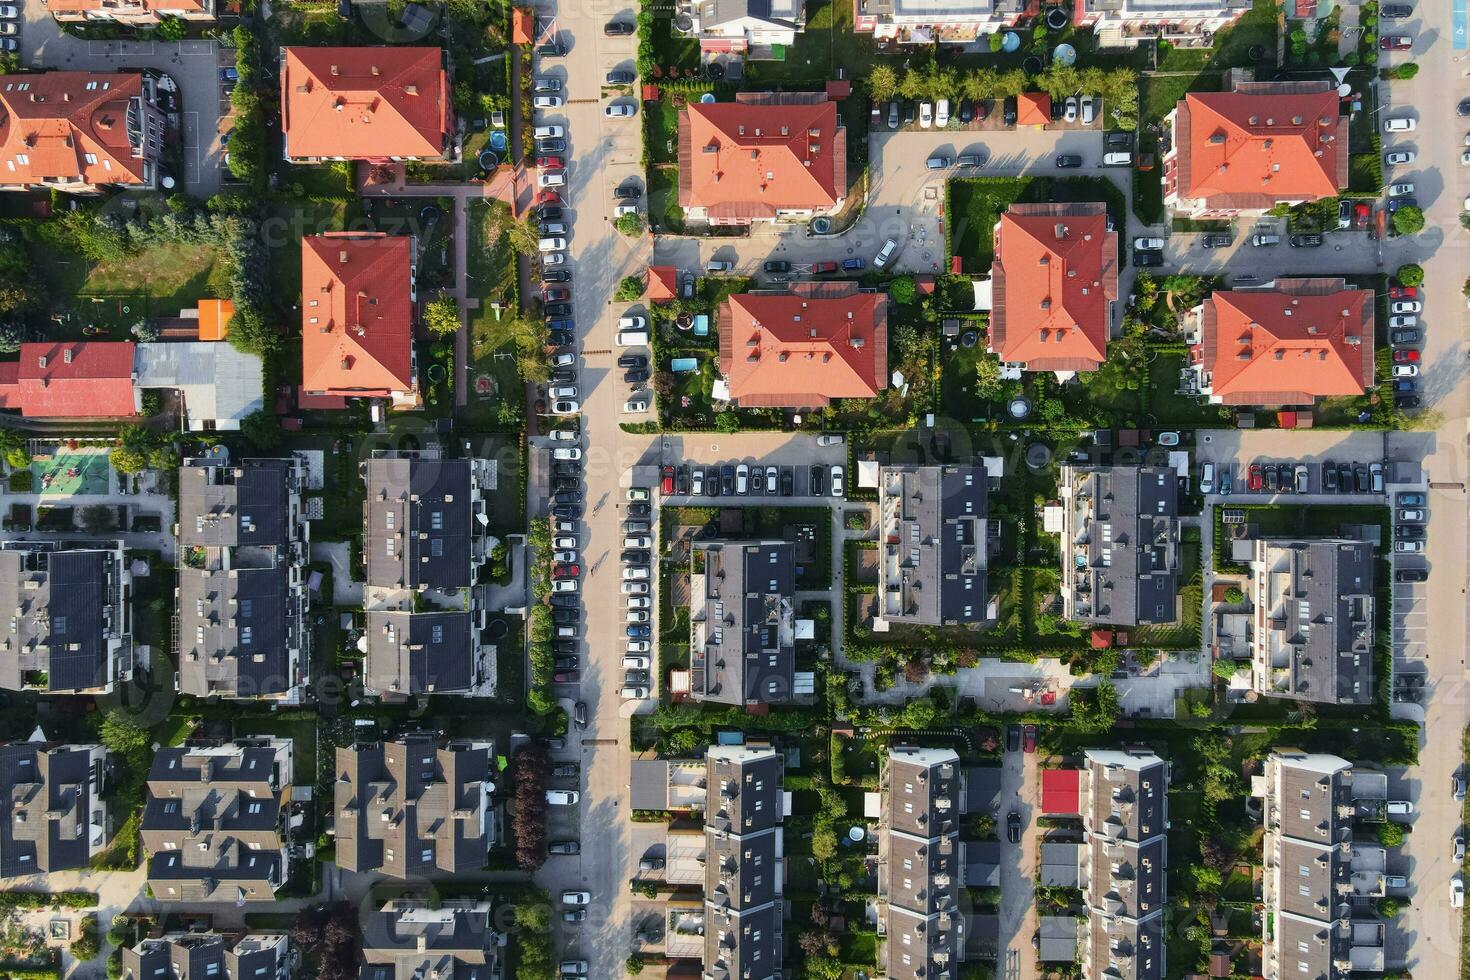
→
(1040, 841, 1081, 887)
(1040, 768, 1082, 816)
(1038, 916, 1080, 962)
(648, 266, 680, 303)
(511, 7, 534, 44)
(1017, 92, 1051, 127)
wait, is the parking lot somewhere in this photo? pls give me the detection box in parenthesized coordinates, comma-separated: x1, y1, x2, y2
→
(648, 431, 852, 503)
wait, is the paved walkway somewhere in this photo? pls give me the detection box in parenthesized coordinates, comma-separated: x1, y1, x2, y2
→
(308, 540, 364, 606)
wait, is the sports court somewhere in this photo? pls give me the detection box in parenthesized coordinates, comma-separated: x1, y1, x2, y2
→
(30, 449, 114, 496)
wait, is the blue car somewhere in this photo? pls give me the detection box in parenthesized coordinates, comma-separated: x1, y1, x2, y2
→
(548, 318, 575, 332)
(842, 257, 866, 270)
(626, 625, 652, 638)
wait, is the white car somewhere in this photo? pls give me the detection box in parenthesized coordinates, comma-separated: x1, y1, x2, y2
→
(1385, 150, 1416, 165)
(1454, 876, 1466, 909)
(623, 655, 651, 670)
(605, 102, 636, 117)
(627, 610, 650, 624)
(1388, 315, 1417, 328)
(552, 579, 578, 593)
(542, 252, 565, 266)
(620, 686, 649, 699)
(548, 791, 580, 806)
(626, 640, 651, 653)
(560, 888, 590, 903)
(1388, 182, 1415, 197)
(614, 204, 639, 217)
(0, 7, 18, 17)
(551, 352, 576, 367)
(618, 314, 647, 330)
(1463, 150, 1470, 165)
(1384, 116, 1416, 132)
(534, 124, 565, 139)
(623, 535, 651, 548)
(1080, 95, 1095, 125)
(533, 78, 562, 93)
(554, 536, 578, 550)
(830, 465, 845, 498)
(552, 447, 582, 461)
(1396, 540, 1424, 553)
(1393, 364, 1419, 377)
(874, 238, 899, 269)
(533, 95, 564, 109)
(919, 101, 933, 128)
(1064, 96, 1078, 122)
(622, 582, 650, 596)
(550, 400, 580, 415)
(1133, 237, 1165, 251)
(1392, 300, 1423, 314)
(816, 433, 845, 446)
(622, 566, 650, 580)
(538, 171, 567, 188)
(935, 99, 950, 127)
(735, 463, 749, 494)
(538, 237, 567, 252)
(549, 385, 578, 400)
(1387, 800, 1415, 816)
(553, 550, 577, 564)
(627, 596, 651, 610)
(550, 430, 577, 445)
(624, 397, 649, 413)
(627, 487, 650, 501)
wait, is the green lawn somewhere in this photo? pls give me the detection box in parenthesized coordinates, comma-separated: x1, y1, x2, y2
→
(645, 98, 682, 166)
(1146, 350, 1232, 427)
(648, 165, 685, 234)
(742, 0, 885, 86)
(278, 161, 355, 199)
(265, 197, 356, 301)
(234, 714, 320, 787)
(463, 200, 524, 431)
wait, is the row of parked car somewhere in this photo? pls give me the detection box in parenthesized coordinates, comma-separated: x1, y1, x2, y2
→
(660, 457, 846, 498)
(620, 487, 656, 701)
(873, 92, 1102, 131)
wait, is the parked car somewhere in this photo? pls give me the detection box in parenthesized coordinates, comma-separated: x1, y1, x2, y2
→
(1133, 237, 1165, 251)
(763, 260, 791, 273)
(936, 98, 951, 127)
(1385, 150, 1416, 165)
(1007, 811, 1022, 843)
(548, 841, 580, 855)
(606, 69, 635, 84)
(925, 155, 953, 170)
(1389, 315, 1418, 328)
(604, 101, 636, 117)
(919, 101, 933, 128)
(1288, 234, 1323, 247)
(1397, 491, 1427, 506)
(1081, 95, 1095, 125)
(1054, 154, 1083, 168)
(1380, 34, 1413, 49)
(1392, 300, 1423, 314)
(1064, 96, 1078, 122)
(1384, 115, 1417, 132)
(1395, 567, 1429, 582)
(1133, 251, 1164, 267)
(604, 18, 634, 33)
(1389, 181, 1416, 197)
(1391, 329, 1421, 345)
(1454, 876, 1465, 909)
(548, 792, 580, 807)
(1202, 233, 1232, 249)
(1250, 233, 1281, 247)
(533, 95, 564, 109)
(1381, 3, 1413, 16)
(533, 78, 562, 93)
(831, 465, 845, 497)
(874, 239, 900, 269)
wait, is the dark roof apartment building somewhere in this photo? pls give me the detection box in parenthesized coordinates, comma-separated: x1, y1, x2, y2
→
(703, 746, 785, 980)
(874, 464, 990, 629)
(361, 451, 492, 699)
(1080, 749, 1168, 980)
(1248, 538, 1374, 705)
(0, 541, 132, 694)
(121, 933, 290, 980)
(359, 899, 501, 980)
(178, 457, 310, 700)
(141, 738, 294, 903)
(0, 740, 108, 877)
(334, 735, 496, 878)
(688, 541, 797, 707)
(1059, 464, 1181, 627)
(878, 746, 966, 980)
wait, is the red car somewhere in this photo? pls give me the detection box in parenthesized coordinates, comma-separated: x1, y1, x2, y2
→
(661, 465, 675, 495)
(1354, 203, 1372, 227)
(1380, 34, 1412, 49)
(535, 157, 564, 170)
(543, 287, 571, 303)
(1247, 464, 1263, 492)
(552, 671, 580, 684)
(553, 564, 581, 579)
(1393, 348, 1421, 363)
(1023, 725, 1037, 753)
(812, 261, 838, 274)
(1388, 285, 1420, 300)
(535, 190, 561, 206)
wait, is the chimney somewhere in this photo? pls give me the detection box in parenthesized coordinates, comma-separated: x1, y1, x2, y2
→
(330, 65, 340, 76)
(371, 66, 381, 76)
(339, 250, 349, 264)
(405, 85, 418, 96)
(63, 349, 72, 364)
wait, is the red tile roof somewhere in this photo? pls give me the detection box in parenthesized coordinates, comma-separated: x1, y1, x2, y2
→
(717, 282, 886, 408)
(679, 97, 845, 221)
(301, 233, 416, 397)
(647, 266, 679, 302)
(281, 47, 450, 161)
(1040, 768, 1082, 816)
(989, 203, 1117, 373)
(1196, 280, 1374, 405)
(511, 7, 534, 44)
(1172, 83, 1347, 211)
(0, 342, 136, 418)
(0, 72, 151, 187)
(1016, 92, 1051, 127)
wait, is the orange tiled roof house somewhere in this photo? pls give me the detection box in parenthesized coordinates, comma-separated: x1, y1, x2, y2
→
(45, 0, 216, 25)
(988, 202, 1118, 378)
(678, 93, 846, 225)
(1186, 278, 1374, 407)
(715, 282, 887, 409)
(1162, 75, 1347, 218)
(300, 232, 420, 408)
(0, 72, 166, 193)
(281, 47, 453, 164)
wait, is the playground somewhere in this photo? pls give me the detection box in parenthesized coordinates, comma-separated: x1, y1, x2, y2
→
(29, 448, 113, 496)
(52, 293, 149, 340)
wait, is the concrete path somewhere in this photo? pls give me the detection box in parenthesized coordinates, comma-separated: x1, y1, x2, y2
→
(308, 540, 363, 606)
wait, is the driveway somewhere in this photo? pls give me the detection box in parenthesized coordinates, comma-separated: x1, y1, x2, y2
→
(21, 9, 226, 197)
(1160, 223, 1383, 278)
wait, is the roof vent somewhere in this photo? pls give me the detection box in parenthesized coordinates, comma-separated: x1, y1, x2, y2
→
(1292, 115, 1303, 125)
(1266, 117, 1275, 126)
(63, 349, 71, 363)
(780, 126, 788, 135)
(405, 85, 418, 96)
(339, 251, 349, 264)
(330, 65, 340, 75)
(1208, 133, 1226, 144)
(371, 66, 381, 76)
(1249, 115, 1259, 125)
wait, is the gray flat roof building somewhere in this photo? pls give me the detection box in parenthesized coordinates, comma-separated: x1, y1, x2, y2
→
(1249, 538, 1375, 705)
(1060, 463, 1180, 626)
(1080, 749, 1168, 980)
(0, 740, 107, 878)
(178, 457, 310, 700)
(141, 738, 294, 904)
(875, 464, 990, 630)
(334, 736, 496, 878)
(879, 746, 966, 980)
(0, 541, 132, 694)
(703, 745, 785, 980)
(689, 541, 797, 707)
(359, 900, 500, 980)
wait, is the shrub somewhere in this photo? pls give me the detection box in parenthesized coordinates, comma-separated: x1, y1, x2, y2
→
(1378, 822, 1406, 848)
(1223, 586, 1245, 603)
(888, 276, 918, 304)
(1391, 207, 1425, 235)
(1395, 263, 1424, 287)
(1389, 63, 1419, 79)
(615, 213, 645, 237)
(423, 295, 461, 335)
(615, 275, 645, 301)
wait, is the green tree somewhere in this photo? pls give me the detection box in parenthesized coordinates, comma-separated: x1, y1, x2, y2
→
(154, 16, 186, 40)
(1223, 586, 1245, 603)
(988, 32, 1004, 52)
(1378, 898, 1401, 918)
(615, 275, 646, 302)
(423, 295, 461, 336)
(505, 217, 542, 256)
(1211, 659, 1239, 680)
(624, 954, 645, 975)
(811, 823, 838, 862)
(715, 413, 740, 433)
(1395, 263, 1424, 287)
(1071, 682, 1120, 732)
(0, 428, 29, 469)
(869, 64, 899, 103)
(1391, 206, 1425, 235)
(100, 711, 149, 757)
(615, 212, 646, 237)
(898, 67, 926, 100)
(889, 276, 917, 304)
(240, 410, 282, 451)
(973, 353, 1003, 399)
(1378, 822, 1406, 848)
